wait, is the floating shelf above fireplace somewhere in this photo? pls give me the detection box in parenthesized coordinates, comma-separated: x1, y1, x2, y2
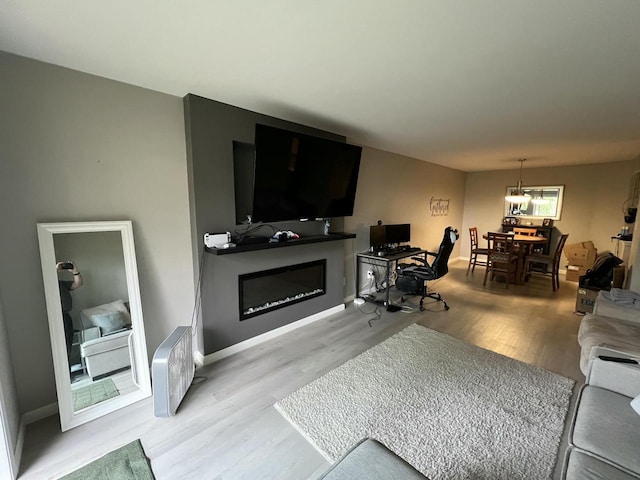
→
(205, 232, 356, 255)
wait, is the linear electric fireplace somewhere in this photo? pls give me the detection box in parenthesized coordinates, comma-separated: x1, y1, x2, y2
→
(239, 259, 326, 320)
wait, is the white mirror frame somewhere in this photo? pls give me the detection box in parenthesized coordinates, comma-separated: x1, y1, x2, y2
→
(37, 221, 151, 431)
(504, 185, 565, 220)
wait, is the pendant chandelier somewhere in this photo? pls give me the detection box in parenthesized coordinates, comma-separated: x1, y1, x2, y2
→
(505, 159, 530, 203)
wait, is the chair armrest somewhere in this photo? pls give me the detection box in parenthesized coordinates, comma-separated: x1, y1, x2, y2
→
(411, 252, 437, 264)
(587, 346, 640, 398)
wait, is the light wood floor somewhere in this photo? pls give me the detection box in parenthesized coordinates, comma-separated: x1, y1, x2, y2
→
(18, 260, 585, 480)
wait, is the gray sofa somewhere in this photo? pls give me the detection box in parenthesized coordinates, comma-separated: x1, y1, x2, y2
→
(78, 299, 133, 379)
(564, 291, 640, 479)
(319, 290, 640, 480)
(80, 329, 132, 379)
(564, 346, 640, 479)
(577, 290, 640, 375)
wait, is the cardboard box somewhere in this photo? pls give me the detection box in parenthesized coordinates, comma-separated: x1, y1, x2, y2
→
(576, 287, 600, 314)
(565, 265, 588, 282)
(564, 241, 597, 268)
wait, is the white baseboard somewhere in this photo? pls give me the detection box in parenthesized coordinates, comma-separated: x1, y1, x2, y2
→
(23, 402, 58, 425)
(193, 350, 205, 369)
(199, 304, 345, 366)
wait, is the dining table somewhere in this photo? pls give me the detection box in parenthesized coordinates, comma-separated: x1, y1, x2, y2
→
(483, 232, 548, 284)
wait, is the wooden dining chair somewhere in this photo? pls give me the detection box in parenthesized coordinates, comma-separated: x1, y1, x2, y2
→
(483, 232, 519, 289)
(523, 233, 569, 291)
(466, 227, 488, 275)
(513, 227, 540, 255)
(513, 227, 538, 236)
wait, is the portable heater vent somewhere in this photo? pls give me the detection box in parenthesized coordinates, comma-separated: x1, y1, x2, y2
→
(152, 326, 194, 417)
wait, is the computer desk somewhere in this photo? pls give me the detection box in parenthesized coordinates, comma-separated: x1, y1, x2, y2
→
(356, 249, 427, 311)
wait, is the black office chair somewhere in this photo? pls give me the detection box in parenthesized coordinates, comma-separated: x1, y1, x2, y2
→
(396, 226, 459, 311)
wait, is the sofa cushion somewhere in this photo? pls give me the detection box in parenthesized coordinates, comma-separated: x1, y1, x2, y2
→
(318, 438, 428, 480)
(577, 314, 640, 374)
(80, 300, 131, 333)
(571, 386, 640, 475)
(565, 448, 640, 480)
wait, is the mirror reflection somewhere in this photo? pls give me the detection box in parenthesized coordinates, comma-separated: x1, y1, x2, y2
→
(54, 232, 136, 412)
(37, 221, 151, 431)
(505, 185, 565, 220)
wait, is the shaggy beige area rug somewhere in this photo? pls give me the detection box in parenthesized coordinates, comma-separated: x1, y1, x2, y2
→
(275, 323, 574, 480)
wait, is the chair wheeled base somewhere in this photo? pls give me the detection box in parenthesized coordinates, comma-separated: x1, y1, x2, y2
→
(401, 290, 450, 311)
(424, 291, 450, 311)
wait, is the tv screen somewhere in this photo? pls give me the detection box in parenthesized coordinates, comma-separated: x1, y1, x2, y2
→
(251, 124, 362, 223)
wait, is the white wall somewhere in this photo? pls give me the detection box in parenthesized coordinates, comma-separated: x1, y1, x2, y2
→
(54, 231, 129, 329)
(0, 51, 195, 413)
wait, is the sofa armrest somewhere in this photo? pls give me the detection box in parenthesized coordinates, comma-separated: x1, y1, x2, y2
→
(80, 326, 101, 342)
(102, 326, 131, 336)
(587, 346, 640, 398)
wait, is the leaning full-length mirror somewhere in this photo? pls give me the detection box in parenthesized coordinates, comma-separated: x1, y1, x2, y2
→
(37, 221, 151, 431)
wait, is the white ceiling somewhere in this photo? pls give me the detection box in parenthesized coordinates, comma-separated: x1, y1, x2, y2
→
(1, 0, 639, 172)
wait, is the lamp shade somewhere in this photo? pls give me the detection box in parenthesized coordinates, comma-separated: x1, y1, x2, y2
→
(505, 193, 530, 203)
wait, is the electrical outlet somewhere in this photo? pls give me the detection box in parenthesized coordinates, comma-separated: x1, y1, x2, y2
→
(367, 269, 375, 278)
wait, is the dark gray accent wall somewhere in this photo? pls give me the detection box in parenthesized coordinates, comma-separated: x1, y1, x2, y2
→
(201, 243, 344, 351)
(184, 95, 350, 354)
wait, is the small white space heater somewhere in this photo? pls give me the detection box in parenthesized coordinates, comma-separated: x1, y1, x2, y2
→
(152, 326, 195, 417)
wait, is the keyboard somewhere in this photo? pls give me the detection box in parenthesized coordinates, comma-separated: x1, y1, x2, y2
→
(376, 246, 421, 256)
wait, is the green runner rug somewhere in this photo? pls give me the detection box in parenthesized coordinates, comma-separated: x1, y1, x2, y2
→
(72, 377, 119, 411)
(61, 440, 154, 480)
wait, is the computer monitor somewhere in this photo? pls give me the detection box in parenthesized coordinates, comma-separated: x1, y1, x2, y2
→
(370, 224, 410, 247)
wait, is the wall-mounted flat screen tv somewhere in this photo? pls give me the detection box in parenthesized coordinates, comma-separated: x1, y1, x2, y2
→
(251, 124, 362, 223)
